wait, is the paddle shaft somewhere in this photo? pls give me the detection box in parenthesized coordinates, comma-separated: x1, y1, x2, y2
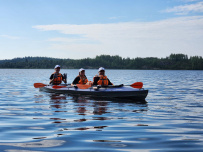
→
(37, 81, 143, 90)
(52, 82, 143, 89)
(94, 82, 143, 89)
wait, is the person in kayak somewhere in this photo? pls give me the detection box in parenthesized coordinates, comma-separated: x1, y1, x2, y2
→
(49, 65, 67, 85)
(72, 68, 92, 85)
(93, 67, 113, 86)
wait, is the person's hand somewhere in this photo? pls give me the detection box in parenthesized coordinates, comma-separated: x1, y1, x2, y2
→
(53, 73, 58, 79)
(63, 73, 67, 79)
(86, 81, 93, 86)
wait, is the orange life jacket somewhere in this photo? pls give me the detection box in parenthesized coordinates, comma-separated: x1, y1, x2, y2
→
(78, 75, 88, 84)
(53, 72, 63, 85)
(97, 75, 108, 86)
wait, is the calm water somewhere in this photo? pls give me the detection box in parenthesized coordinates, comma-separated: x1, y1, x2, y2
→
(0, 69, 203, 152)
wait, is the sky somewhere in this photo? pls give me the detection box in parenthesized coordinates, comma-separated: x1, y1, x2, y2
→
(0, 0, 203, 60)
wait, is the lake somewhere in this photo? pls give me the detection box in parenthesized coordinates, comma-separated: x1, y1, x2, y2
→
(0, 69, 203, 152)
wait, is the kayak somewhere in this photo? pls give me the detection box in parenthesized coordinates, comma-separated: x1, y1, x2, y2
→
(39, 84, 148, 101)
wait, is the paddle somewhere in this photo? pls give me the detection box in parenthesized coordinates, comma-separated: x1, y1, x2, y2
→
(76, 84, 92, 89)
(52, 82, 143, 89)
(129, 82, 143, 89)
(52, 84, 90, 89)
(52, 85, 67, 89)
(34, 83, 47, 88)
(52, 84, 72, 89)
(77, 82, 143, 89)
(34, 83, 70, 89)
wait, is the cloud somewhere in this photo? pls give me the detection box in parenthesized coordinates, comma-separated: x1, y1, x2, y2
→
(47, 37, 99, 44)
(0, 35, 20, 40)
(181, 0, 199, 2)
(109, 16, 126, 20)
(32, 16, 203, 58)
(164, 1, 203, 15)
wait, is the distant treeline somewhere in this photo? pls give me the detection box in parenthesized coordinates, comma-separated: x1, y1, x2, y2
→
(0, 54, 202, 70)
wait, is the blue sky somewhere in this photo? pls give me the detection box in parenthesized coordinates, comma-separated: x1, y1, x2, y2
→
(0, 0, 203, 59)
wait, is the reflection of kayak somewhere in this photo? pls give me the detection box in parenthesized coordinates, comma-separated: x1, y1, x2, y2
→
(39, 85, 148, 100)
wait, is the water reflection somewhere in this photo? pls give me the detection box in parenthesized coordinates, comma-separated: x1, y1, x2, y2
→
(93, 101, 109, 115)
(49, 94, 67, 110)
(72, 95, 112, 116)
(44, 93, 148, 132)
(46, 93, 148, 118)
(72, 95, 89, 115)
(34, 93, 149, 136)
(0, 139, 65, 148)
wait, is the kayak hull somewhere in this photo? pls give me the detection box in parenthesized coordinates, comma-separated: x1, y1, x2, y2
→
(40, 85, 148, 101)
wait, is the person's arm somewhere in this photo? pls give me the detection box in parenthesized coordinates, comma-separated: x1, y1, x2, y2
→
(62, 74, 67, 84)
(84, 75, 88, 82)
(72, 76, 80, 85)
(49, 74, 54, 84)
(93, 77, 99, 85)
(108, 78, 113, 85)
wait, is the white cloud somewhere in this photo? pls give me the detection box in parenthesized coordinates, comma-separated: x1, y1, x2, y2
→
(48, 37, 94, 44)
(32, 16, 203, 58)
(181, 0, 199, 2)
(109, 16, 126, 20)
(164, 1, 203, 15)
(0, 35, 20, 40)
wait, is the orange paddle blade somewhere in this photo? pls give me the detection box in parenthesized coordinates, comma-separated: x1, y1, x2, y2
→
(52, 85, 67, 89)
(34, 83, 47, 88)
(130, 82, 143, 88)
(76, 84, 91, 89)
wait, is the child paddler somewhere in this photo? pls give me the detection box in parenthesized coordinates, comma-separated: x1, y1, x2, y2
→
(49, 65, 67, 85)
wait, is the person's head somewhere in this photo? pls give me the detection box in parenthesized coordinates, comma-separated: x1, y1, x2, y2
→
(98, 67, 105, 75)
(79, 68, 85, 76)
(54, 65, 61, 73)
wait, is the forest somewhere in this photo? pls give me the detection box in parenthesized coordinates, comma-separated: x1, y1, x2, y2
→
(0, 54, 202, 70)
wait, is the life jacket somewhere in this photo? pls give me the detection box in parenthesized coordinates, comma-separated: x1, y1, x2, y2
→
(97, 75, 108, 86)
(53, 72, 63, 85)
(78, 75, 88, 84)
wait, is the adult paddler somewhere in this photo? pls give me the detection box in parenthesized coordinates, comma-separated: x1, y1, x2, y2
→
(49, 65, 67, 85)
(93, 67, 113, 86)
(72, 68, 92, 86)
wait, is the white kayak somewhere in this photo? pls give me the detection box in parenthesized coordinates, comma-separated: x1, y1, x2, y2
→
(39, 84, 148, 101)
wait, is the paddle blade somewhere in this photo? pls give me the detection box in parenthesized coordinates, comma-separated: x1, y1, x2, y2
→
(34, 83, 47, 88)
(76, 84, 91, 89)
(52, 85, 67, 89)
(130, 82, 143, 89)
